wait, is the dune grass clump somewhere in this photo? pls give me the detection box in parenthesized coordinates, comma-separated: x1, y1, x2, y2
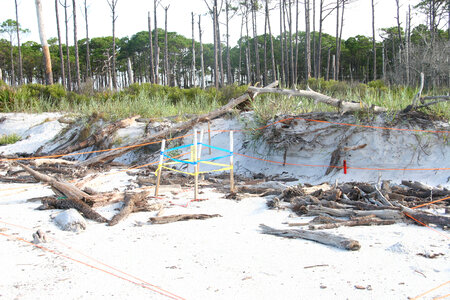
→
(0, 133, 21, 145)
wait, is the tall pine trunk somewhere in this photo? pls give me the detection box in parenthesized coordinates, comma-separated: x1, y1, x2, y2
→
(251, 0, 260, 84)
(279, 0, 285, 86)
(107, 0, 118, 89)
(267, 0, 276, 82)
(334, 0, 339, 80)
(305, 0, 311, 80)
(317, 0, 323, 78)
(63, 0, 71, 91)
(371, 0, 376, 81)
(191, 12, 196, 87)
(226, 1, 232, 84)
(55, 0, 65, 88)
(198, 15, 205, 89)
(35, 0, 53, 85)
(154, 0, 159, 84)
(148, 11, 155, 83)
(14, 0, 23, 85)
(84, 0, 91, 79)
(73, 0, 81, 90)
(164, 6, 170, 86)
(213, 4, 219, 88)
(294, 0, 299, 84)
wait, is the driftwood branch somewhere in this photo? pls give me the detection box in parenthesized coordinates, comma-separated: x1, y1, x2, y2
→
(19, 163, 107, 223)
(79, 81, 279, 166)
(247, 86, 387, 114)
(259, 224, 361, 251)
(149, 214, 221, 224)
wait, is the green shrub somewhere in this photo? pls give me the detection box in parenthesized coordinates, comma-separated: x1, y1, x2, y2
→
(0, 133, 21, 145)
(368, 79, 386, 89)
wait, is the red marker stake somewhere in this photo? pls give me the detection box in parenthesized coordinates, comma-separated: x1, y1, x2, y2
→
(343, 160, 347, 174)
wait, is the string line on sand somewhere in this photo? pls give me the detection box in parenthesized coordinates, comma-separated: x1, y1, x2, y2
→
(410, 281, 450, 300)
(0, 231, 185, 300)
(2, 116, 448, 163)
(0, 220, 184, 300)
(403, 213, 449, 240)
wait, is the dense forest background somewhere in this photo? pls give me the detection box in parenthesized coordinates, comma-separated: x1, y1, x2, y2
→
(0, 0, 449, 93)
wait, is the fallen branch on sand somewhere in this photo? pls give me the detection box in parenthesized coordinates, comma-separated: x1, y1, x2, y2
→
(259, 224, 361, 251)
(149, 214, 222, 224)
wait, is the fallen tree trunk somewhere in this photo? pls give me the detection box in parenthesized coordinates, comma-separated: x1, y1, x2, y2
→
(405, 211, 450, 229)
(55, 115, 140, 155)
(78, 81, 278, 166)
(247, 86, 387, 114)
(259, 224, 361, 251)
(149, 214, 222, 224)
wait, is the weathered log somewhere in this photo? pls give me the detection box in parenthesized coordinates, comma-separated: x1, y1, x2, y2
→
(30, 158, 76, 167)
(41, 198, 108, 223)
(401, 180, 450, 197)
(108, 192, 143, 226)
(149, 214, 222, 224)
(0, 176, 37, 184)
(248, 86, 387, 114)
(79, 81, 278, 166)
(259, 224, 361, 251)
(54, 115, 140, 155)
(405, 211, 450, 229)
(309, 217, 396, 230)
(19, 163, 107, 223)
(19, 163, 93, 201)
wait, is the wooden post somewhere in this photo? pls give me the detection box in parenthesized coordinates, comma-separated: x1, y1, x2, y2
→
(155, 139, 165, 196)
(193, 130, 199, 200)
(229, 130, 234, 192)
(208, 121, 212, 155)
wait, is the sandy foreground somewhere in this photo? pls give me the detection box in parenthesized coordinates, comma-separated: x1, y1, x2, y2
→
(0, 113, 449, 299)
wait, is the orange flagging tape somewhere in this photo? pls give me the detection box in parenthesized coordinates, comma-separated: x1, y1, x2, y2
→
(2, 116, 448, 163)
(403, 213, 449, 240)
(410, 281, 450, 300)
(412, 196, 450, 209)
(0, 132, 193, 162)
(236, 153, 449, 171)
(0, 230, 185, 300)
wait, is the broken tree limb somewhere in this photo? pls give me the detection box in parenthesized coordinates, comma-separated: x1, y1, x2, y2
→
(108, 192, 142, 226)
(54, 115, 140, 155)
(149, 214, 222, 224)
(259, 224, 361, 251)
(309, 218, 395, 230)
(79, 81, 279, 166)
(247, 86, 387, 114)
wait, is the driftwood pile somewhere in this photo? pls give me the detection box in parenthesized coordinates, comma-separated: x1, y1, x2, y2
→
(270, 181, 449, 228)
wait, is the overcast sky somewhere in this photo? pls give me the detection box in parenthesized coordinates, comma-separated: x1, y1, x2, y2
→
(1, 0, 423, 46)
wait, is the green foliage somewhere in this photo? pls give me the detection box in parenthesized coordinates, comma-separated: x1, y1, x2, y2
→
(0, 133, 21, 145)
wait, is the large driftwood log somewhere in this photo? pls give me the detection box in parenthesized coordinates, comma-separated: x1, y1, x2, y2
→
(309, 217, 396, 230)
(19, 163, 93, 201)
(19, 163, 107, 223)
(79, 81, 278, 166)
(247, 86, 387, 114)
(149, 214, 222, 224)
(54, 115, 140, 155)
(405, 211, 450, 229)
(259, 224, 361, 251)
(41, 198, 108, 222)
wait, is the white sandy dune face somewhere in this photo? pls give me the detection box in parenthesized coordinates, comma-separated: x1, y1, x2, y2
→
(0, 112, 449, 299)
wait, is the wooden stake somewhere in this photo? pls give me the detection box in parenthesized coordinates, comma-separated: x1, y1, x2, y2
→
(155, 139, 165, 196)
(193, 130, 199, 201)
(208, 121, 212, 154)
(229, 130, 234, 193)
